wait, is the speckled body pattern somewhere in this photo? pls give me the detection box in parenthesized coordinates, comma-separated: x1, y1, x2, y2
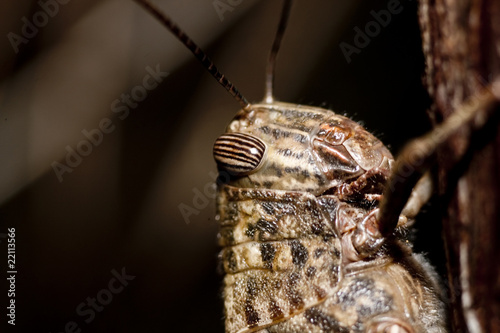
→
(214, 102, 446, 333)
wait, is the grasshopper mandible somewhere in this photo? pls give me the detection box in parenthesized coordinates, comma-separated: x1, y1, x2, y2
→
(133, 0, 499, 332)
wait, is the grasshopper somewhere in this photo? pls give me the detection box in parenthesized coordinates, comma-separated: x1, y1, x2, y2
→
(134, 0, 499, 332)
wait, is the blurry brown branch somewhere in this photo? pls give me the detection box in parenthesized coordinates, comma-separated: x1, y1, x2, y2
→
(419, 0, 500, 331)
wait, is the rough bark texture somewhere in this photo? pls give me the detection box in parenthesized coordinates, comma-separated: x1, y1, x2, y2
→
(419, 0, 500, 332)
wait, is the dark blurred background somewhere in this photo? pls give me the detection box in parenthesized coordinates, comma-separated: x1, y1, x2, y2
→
(0, 0, 444, 332)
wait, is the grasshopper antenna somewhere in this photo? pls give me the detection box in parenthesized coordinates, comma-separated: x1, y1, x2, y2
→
(265, 0, 293, 104)
(134, 0, 251, 111)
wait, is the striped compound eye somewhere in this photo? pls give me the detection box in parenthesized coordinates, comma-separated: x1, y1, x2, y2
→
(213, 133, 266, 174)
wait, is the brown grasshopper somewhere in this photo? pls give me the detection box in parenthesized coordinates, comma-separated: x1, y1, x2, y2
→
(134, 0, 499, 332)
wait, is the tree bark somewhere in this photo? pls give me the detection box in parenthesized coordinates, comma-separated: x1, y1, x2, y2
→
(419, 1, 500, 332)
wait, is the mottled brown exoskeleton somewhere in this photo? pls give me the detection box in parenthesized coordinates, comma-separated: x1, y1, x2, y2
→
(213, 102, 446, 332)
(134, 0, 499, 332)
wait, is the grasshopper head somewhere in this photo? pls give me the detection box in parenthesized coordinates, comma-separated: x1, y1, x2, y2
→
(213, 102, 393, 202)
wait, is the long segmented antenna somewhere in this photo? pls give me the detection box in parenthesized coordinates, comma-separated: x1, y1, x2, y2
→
(134, 0, 251, 111)
(265, 0, 293, 104)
